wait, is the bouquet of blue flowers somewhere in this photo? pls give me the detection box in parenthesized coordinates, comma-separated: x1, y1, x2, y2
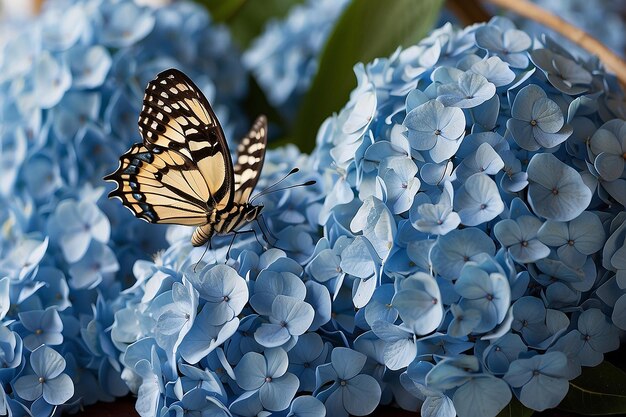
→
(1, 0, 626, 416)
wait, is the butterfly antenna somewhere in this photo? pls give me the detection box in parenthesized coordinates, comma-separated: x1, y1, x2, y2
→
(249, 168, 299, 202)
(249, 180, 317, 203)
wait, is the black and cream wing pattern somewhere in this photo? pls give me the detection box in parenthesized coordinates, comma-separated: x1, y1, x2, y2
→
(233, 115, 267, 204)
(104, 68, 267, 246)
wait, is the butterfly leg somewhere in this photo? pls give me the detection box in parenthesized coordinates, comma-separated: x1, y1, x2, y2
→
(253, 227, 267, 250)
(254, 220, 271, 249)
(253, 219, 294, 254)
(229, 228, 265, 256)
(194, 238, 212, 272)
(226, 233, 238, 263)
(256, 214, 277, 247)
(243, 226, 265, 250)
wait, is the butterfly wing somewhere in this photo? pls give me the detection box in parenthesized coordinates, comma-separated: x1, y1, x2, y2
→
(233, 115, 268, 204)
(104, 144, 210, 225)
(138, 68, 234, 210)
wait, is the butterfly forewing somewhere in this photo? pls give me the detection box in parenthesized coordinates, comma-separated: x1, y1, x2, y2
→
(104, 144, 209, 225)
(138, 68, 234, 210)
(233, 115, 268, 204)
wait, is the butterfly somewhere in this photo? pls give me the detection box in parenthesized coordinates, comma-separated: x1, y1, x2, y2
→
(104, 68, 268, 248)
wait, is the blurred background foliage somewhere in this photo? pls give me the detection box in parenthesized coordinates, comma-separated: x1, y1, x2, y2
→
(200, 0, 307, 47)
(197, 0, 446, 150)
(2, 0, 625, 154)
(192, 0, 626, 153)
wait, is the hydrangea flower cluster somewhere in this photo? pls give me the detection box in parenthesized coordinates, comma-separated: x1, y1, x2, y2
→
(310, 16, 626, 416)
(243, 0, 349, 121)
(0, 0, 246, 413)
(3, 4, 626, 416)
(110, 145, 328, 417)
(102, 17, 626, 417)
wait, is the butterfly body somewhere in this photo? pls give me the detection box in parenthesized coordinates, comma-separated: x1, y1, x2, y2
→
(192, 203, 263, 247)
(105, 68, 268, 248)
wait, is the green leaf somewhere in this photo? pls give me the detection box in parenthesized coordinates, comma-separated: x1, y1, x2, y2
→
(196, 0, 247, 22)
(496, 397, 534, 417)
(193, 0, 305, 47)
(292, 0, 445, 153)
(558, 362, 626, 415)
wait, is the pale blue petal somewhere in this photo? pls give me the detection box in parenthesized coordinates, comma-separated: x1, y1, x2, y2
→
(612, 294, 626, 330)
(393, 288, 442, 335)
(288, 395, 326, 417)
(259, 372, 299, 411)
(331, 348, 366, 380)
(342, 374, 381, 416)
(452, 376, 511, 417)
(43, 373, 74, 405)
(31, 345, 66, 379)
(255, 323, 291, 348)
(422, 395, 456, 417)
(527, 153, 591, 221)
(383, 337, 417, 370)
(14, 374, 43, 401)
(519, 373, 569, 411)
(272, 295, 315, 336)
(371, 320, 414, 342)
(234, 352, 267, 391)
(594, 152, 625, 182)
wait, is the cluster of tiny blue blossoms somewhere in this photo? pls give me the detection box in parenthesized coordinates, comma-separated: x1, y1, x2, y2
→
(3, 4, 626, 417)
(243, 0, 349, 121)
(0, 0, 246, 414)
(106, 17, 626, 417)
(310, 16, 626, 416)
(110, 145, 327, 417)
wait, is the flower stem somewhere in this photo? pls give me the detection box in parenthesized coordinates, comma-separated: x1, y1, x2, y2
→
(484, 0, 626, 88)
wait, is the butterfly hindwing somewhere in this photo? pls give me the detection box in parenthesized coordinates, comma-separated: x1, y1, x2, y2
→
(138, 68, 234, 210)
(104, 144, 209, 225)
(233, 115, 268, 204)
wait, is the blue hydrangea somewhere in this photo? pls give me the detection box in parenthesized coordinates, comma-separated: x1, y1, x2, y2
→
(106, 146, 323, 415)
(306, 16, 626, 417)
(0, 0, 247, 412)
(4, 6, 626, 417)
(314, 347, 382, 417)
(13, 345, 74, 406)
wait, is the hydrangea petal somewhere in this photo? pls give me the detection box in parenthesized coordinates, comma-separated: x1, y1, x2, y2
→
(235, 352, 267, 391)
(42, 373, 74, 405)
(452, 376, 511, 417)
(259, 372, 299, 411)
(527, 153, 591, 221)
(342, 374, 382, 416)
